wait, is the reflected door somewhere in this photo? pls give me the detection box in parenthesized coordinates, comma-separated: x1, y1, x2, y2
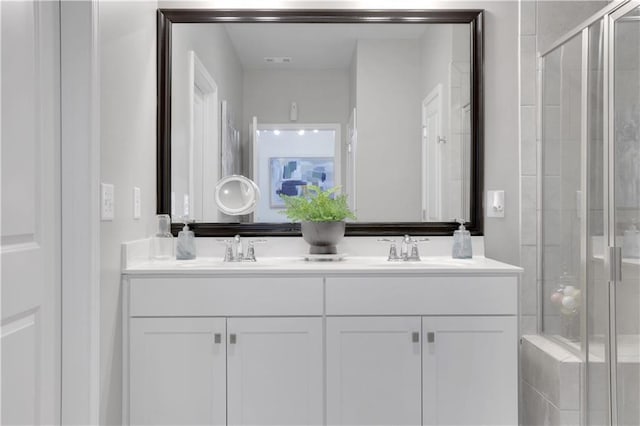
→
(422, 85, 443, 222)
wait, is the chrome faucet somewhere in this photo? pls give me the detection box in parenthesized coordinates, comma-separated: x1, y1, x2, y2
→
(379, 235, 429, 261)
(233, 235, 243, 260)
(218, 235, 266, 262)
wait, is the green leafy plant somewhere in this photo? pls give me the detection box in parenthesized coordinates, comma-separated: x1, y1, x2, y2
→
(280, 185, 356, 222)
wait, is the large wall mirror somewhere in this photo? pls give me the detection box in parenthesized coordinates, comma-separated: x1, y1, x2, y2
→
(158, 9, 484, 236)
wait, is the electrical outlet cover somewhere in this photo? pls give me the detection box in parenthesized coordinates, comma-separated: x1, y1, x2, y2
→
(101, 183, 114, 221)
(133, 187, 141, 219)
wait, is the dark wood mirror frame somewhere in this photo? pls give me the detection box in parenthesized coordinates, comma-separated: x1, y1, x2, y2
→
(157, 8, 484, 237)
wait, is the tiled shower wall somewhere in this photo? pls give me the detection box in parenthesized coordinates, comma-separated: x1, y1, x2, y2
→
(519, 0, 610, 335)
(519, 1, 610, 425)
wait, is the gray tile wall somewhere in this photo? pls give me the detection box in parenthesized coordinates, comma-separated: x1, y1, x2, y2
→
(519, 1, 611, 424)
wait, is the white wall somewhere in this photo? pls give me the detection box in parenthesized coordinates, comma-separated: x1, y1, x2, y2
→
(99, 1, 157, 424)
(242, 68, 350, 176)
(355, 39, 422, 222)
(98, 3, 523, 423)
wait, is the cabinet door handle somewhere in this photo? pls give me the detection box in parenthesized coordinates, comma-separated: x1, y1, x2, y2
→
(229, 333, 237, 344)
(427, 332, 435, 343)
(214, 333, 221, 344)
(412, 331, 420, 343)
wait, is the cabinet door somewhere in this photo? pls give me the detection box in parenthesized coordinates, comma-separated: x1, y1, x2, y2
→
(422, 316, 518, 426)
(326, 316, 422, 426)
(129, 318, 226, 426)
(227, 317, 323, 426)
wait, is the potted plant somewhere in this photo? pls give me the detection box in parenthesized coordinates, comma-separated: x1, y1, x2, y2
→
(280, 185, 356, 254)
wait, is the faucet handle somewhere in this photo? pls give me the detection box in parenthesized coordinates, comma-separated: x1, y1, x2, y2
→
(407, 238, 429, 261)
(378, 238, 401, 261)
(244, 239, 267, 262)
(377, 238, 396, 242)
(216, 239, 234, 262)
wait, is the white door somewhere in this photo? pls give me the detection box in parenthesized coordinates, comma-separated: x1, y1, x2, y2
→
(129, 318, 226, 426)
(1, 1, 61, 425)
(227, 317, 323, 426)
(422, 316, 518, 426)
(422, 85, 443, 221)
(326, 316, 422, 426)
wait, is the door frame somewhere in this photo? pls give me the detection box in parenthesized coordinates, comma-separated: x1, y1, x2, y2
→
(60, 1, 101, 424)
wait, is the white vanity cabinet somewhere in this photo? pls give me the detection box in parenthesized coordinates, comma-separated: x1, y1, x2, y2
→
(226, 317, 323, 426)
(123, 261, 519, 426)
(129, 317, 227, 426)
(324, 276, 518, 426)
(124, 276, 324, 426)
(421, 316, 517, 426)
(326, 317, 423, 426)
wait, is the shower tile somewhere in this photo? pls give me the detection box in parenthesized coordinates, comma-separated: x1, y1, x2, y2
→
(520, 245, 538, 316)
(542, 142, 560, 176)
(542, 106, 561, 143)
(542, 210, 561, 246)
(520, 0, 536, 36)
(522, 208, 537, 245)
(537, 1, 607, 55)
(558, 409, 580, 426)
(521, 36, 537, 106)
(542, 176, 561, 209)
(588, 410, 608, 426)
(521, 336, 581, 412)
(522, 381, 549, 426)
(522, 176, 537, 210)
(521, 106, 537, 175)
(559, 360, 580, 409)
(520, 315, 538, 334)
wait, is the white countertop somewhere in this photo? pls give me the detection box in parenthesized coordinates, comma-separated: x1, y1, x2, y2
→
(122, 255, 522, 276)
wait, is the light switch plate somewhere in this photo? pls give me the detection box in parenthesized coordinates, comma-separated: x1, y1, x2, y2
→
(133, 187, 141, 219)
(487, 190, 505, 218)
(101, 183, 114, 221)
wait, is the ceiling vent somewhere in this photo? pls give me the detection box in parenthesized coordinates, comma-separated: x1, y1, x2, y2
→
(264, 57, 292, 64)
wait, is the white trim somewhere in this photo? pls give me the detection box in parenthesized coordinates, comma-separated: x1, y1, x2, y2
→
(60, 1, 100, 424)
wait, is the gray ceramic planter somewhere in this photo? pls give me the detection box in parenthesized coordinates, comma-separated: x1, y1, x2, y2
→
(301, 221, 346, 254)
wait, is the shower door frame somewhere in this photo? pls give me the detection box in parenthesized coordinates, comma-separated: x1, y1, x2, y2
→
(607, 4, 640, 426)
(539, 1, 639, 424)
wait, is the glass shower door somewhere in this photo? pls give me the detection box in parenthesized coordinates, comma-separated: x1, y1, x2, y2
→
(612, 4, 640, 425)
(586, 19, 609, 426)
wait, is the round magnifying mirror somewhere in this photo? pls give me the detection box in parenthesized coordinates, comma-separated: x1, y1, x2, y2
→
(214, 175, 260, 216)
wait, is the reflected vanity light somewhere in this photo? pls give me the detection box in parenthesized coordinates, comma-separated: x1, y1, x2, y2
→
(273, 129, 281, 136)
(298, 130, 305, 136)
(313, 129, 319, 133)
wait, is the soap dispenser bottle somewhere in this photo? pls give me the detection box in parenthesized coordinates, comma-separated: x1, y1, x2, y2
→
(176, 220, 196, 260)
(452, 219, 472, 259)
